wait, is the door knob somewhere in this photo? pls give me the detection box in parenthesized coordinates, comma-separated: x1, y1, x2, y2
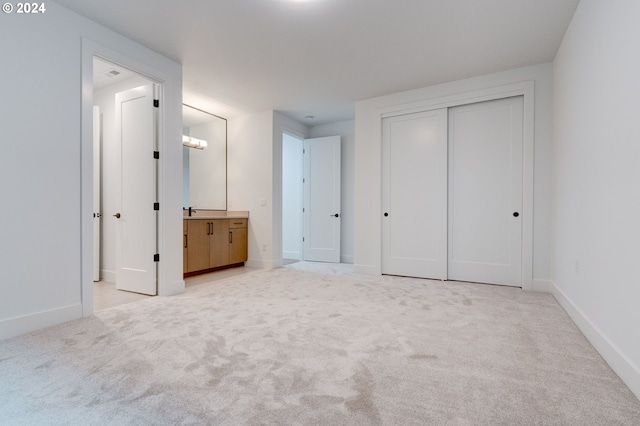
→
(384, 212, 389, 217)
(113, 213, 121, 219)
(513, 212, 520, 217)
(331, 214, 339, 217)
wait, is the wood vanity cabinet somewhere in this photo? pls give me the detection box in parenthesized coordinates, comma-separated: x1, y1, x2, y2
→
(228, 219, 248, 264)
(184, 218, 248, 275)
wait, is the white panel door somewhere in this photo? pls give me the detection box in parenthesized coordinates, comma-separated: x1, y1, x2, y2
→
(382, 109, 448, 280)
(114, 84, 157, 295)
(303, 136, 341, 263)
(93, 106, 101, 282)
(448, 96, 523, 287)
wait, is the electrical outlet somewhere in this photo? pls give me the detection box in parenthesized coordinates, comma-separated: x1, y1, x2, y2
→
(260, 198, 267, 207)
(262, 244, 267, 251)
(575, 259, 580, 274)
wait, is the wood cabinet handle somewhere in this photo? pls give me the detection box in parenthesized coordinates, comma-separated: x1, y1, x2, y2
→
(184, 234, 188, 248)
(229, 231, 232, 244)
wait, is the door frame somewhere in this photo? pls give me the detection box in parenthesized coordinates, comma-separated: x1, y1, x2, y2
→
(81, 38, 183, 317)
(377, 81, 535, 290)
(281, 131, 305, 261)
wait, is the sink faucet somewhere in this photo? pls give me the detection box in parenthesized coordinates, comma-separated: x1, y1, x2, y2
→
(188, 207, 196, 217)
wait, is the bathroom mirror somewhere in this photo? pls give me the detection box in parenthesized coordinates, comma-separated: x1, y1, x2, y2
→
(183, 104, 227, 210)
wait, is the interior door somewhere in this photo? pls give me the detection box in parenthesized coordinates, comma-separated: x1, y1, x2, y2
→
(93, 106, 101, 282)
(448, 96, 523, 286)
(303, 136, 341, 263)
(114, 84, 157, 295)
(382, 109, 448, 279)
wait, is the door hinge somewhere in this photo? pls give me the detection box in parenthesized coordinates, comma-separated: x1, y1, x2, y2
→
(154, 254, 160, 262)
(302, 178, 305, 183)
(153, 151, 160, 159)
(303, 149, 305, 154)
(154, 202, 159, 211)
(302, 237, 305, 242)
(302, 208, 305, 212)
(153, 99, 159, 108)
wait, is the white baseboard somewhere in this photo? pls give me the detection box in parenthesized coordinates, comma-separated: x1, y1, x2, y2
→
(0, 303, 83, 340)
(161, 280, 185, 297)
(531, 279, 551, 292)
(340, 255, 355, 264)
(245, 258, 273, 269)
(282, 251, 300, 260)
(550, 281, 640, 400)
(100, 269, 116, 283)
(353, 264, 378, 275)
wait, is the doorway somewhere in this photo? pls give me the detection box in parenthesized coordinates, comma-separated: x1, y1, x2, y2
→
(92, 57, 158, 308)
(282, 133, 304, 263)
(282, 133, 342, 264)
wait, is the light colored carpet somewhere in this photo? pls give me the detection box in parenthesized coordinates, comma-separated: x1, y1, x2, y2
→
(1, 263, 639, 425)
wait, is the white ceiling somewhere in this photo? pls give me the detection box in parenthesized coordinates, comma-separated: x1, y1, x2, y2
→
(56, 0, 579, 125)
(93, 57, 137, 90)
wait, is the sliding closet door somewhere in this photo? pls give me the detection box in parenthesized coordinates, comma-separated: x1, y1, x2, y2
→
(448, 96, 523, 287)
(382, 109, 448, 280)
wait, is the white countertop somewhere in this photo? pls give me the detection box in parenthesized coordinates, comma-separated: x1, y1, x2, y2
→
(183, 210, 249, 220)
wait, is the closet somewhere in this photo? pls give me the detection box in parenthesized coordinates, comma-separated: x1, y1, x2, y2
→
(382, 96, 523, 287)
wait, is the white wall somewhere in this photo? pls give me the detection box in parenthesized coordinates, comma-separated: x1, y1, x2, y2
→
(228, 111, 309, 269)
(0, 2, 182, 339)
(354, 63, 553, 288)
(310, 120, 356, 264)
(228, 111, 275, 268)
(94, 75, 151, 282)
(282, 133, 304, 260)
(272, 112, 310, 266)
(551, 0, 640, 399)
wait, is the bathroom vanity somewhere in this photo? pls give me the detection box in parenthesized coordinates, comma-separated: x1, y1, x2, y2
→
(183, 211, 249, 276)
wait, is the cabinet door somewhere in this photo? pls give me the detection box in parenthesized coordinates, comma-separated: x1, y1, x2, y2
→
(210, 220, 230, 268)
(183, 221, 188, 274)
(229, 227, 248, 264)
(187, 220, 210, 272)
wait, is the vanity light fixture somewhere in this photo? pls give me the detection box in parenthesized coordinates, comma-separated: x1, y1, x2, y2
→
(182, 135, 208, 150)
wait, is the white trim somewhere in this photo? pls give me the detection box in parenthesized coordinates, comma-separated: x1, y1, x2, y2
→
(283, 251, 301, 260)
(274, 116, 310, 271)
(0, 304, 83, 340)
(531, 279, 551, 292)
(372, 81, 535, 290)
(100, 269, 116, 283)
(354, 264, 378, 275)
(81, 37, 183, 317)
(340, 255, 354, 264)
(550, 281, 640, 400)
(245, 258, 275, 269)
